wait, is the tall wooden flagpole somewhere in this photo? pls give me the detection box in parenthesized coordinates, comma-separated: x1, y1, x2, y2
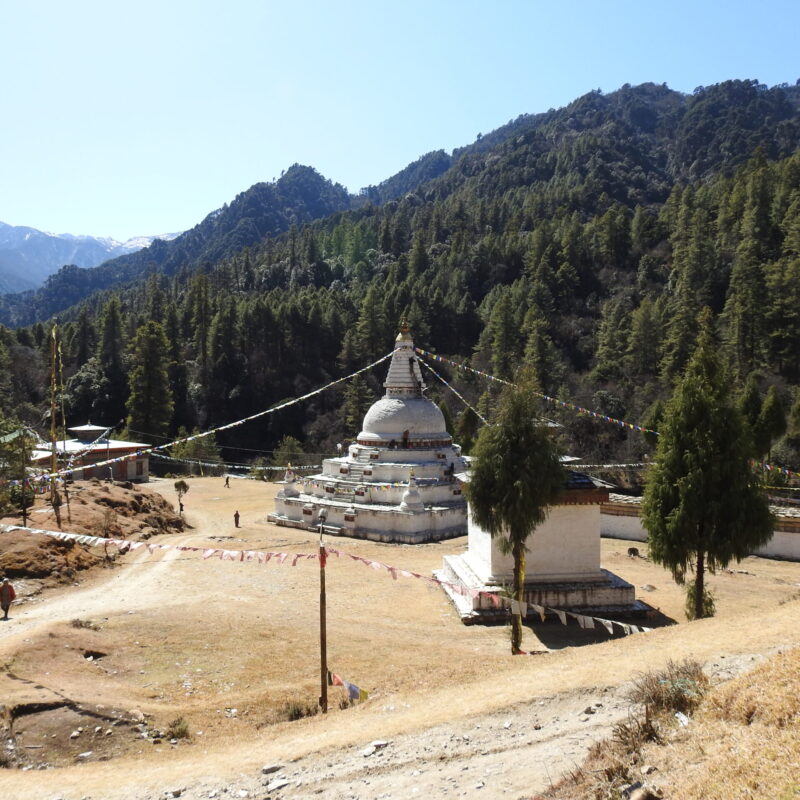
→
(318, 507, 328, 713)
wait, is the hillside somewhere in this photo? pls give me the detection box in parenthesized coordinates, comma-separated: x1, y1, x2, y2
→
(0, 165, 354, 326)
(0, 478, 798, 799)
(3, 80, 799, 327)
(1, 78, 800, 476)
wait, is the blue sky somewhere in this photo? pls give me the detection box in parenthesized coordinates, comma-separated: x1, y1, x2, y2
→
(1, 0, 798, 241)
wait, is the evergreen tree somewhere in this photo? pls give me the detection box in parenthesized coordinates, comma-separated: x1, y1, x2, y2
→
(765, 257, 800, 380)
(754, 385, 786, 459)
(642, 309, 773, 620)
(787, 392, 800, 445)
(94, 297, 128, 424)
(72, 307, 96, 369)
(467, 378, 564, 653)
(0, 333, 11, 415)
(487, 292, 517, 381)
(354, 284, 390, 360)
(341, 376, 376, 439)
(438, 400, 455, 437)
(126, 321, 174, 441)
(271, 434, 306, 467)
(521, 306, 560, 393)
(737, 373, 763, 433)
(171, 428, 223, 475)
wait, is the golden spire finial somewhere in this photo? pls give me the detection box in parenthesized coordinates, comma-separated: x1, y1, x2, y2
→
(396, 319, 412, 343)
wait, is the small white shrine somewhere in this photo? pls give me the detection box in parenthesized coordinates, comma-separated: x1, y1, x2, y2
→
(268, 325, 468, 543)
(437, 472, 644, 622)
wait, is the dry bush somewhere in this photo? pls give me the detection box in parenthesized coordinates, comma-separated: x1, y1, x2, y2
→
(165, 716, 190, 739)
(281, 698, 319, 722)
(705, 648, 800, 727)
(613, 711, 662, 751)
(628, 658, 709, 715)
(69, 618, 99, 630)
(532, 739, 636, 800)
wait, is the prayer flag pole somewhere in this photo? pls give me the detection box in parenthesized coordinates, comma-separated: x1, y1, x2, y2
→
(318, 507, 328, 713)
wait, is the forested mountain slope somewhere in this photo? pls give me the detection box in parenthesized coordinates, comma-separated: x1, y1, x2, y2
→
(0, 165, 354, 326)
(2, 79, 800, 474)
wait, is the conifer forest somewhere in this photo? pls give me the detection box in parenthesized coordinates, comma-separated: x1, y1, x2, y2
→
(2, 79, 800, 480)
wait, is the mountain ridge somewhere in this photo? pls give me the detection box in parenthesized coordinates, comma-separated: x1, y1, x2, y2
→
(0, 221, 181, 294)
(1, 79, 799, 327)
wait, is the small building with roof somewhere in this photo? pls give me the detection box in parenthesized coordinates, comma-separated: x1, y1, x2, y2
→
(30, 423, 150, 483)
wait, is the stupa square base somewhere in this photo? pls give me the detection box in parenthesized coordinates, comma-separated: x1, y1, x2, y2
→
(268, 512, 466, 544)
(436, 554, 646, 624)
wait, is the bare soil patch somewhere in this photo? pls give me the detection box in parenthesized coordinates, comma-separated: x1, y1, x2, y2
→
(0, 476, 798, 800)
(0, 479, 184, 589)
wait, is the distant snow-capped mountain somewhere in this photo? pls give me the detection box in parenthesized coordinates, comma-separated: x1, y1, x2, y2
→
(0, 222, 182, 293)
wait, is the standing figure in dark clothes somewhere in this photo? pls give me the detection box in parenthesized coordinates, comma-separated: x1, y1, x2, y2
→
(234, 510, 240, 528)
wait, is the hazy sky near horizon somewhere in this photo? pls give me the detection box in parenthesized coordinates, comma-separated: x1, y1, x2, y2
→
(1, 0, 798, 241)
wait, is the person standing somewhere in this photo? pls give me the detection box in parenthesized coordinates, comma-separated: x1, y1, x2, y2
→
(1, 578, 16, 620)
(234, 510, 240, 528)
(225, 476, 230, 488)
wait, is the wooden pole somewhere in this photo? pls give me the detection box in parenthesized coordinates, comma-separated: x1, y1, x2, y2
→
(319, 523, 328, 714)
(49, 323, 62, 527)
(19, 432, 28, 528)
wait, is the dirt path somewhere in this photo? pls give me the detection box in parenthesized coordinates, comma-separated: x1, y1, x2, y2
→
(1, 477, 798, 800)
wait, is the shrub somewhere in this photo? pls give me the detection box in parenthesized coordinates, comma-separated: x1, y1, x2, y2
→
(166, 716, 190, 739)
(282, 699, 319, 721)
(70, 618, 99, 630)
(612, 711, 662, 752)
(628, 658, 709, 715)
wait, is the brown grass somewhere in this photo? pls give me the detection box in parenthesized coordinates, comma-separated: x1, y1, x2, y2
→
(704, 648, 800, 727)
(2, 478, 800, 800)
(536, 648, 800, 800)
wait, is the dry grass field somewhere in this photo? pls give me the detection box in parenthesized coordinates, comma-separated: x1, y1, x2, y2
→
(1, 476, 799, 799)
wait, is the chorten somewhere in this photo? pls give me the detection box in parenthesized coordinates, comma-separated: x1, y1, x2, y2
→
(269, 325, 468, 543)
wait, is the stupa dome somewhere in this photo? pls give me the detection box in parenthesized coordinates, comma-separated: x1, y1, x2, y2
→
(356, 325, 452, 447)
(360, 397, 449, 441)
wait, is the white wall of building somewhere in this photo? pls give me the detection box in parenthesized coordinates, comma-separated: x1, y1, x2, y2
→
(464, 504, 605, 584)
(599, 502, 800, 561)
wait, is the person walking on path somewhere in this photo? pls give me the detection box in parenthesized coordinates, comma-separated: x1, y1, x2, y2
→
(225, 476, 230, 488)
(234, 510, 240, 528)
(1, 578, 16, 620)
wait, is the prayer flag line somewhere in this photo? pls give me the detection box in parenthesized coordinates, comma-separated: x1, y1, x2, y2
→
(414, 347, 660, 436)
(11, 352, 393, 488)
(0, 524, 650, 637)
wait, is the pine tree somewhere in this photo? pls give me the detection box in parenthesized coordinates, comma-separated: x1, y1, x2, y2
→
(754, 386, 786, 459)
(625, 297, 662, 378)
(341, 376, 376, 439)
(467, 379, 564, 654)
(72, 307, 96, 369)
(354, 284, 390, 360)
(521, 306, 560, 393)
(765, 257, 800, 380)
(171, 428, 223, 475)
(126, 321, 174, 441)
(642, 309, 773, 620)
(94, 297, 128, 424)
(487, 292, 517, 381)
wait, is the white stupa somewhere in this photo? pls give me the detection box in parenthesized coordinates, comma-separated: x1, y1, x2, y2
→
(269, 324, 468, 543)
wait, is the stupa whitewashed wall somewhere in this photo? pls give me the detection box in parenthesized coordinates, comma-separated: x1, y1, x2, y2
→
(437, 475, 645, 622)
